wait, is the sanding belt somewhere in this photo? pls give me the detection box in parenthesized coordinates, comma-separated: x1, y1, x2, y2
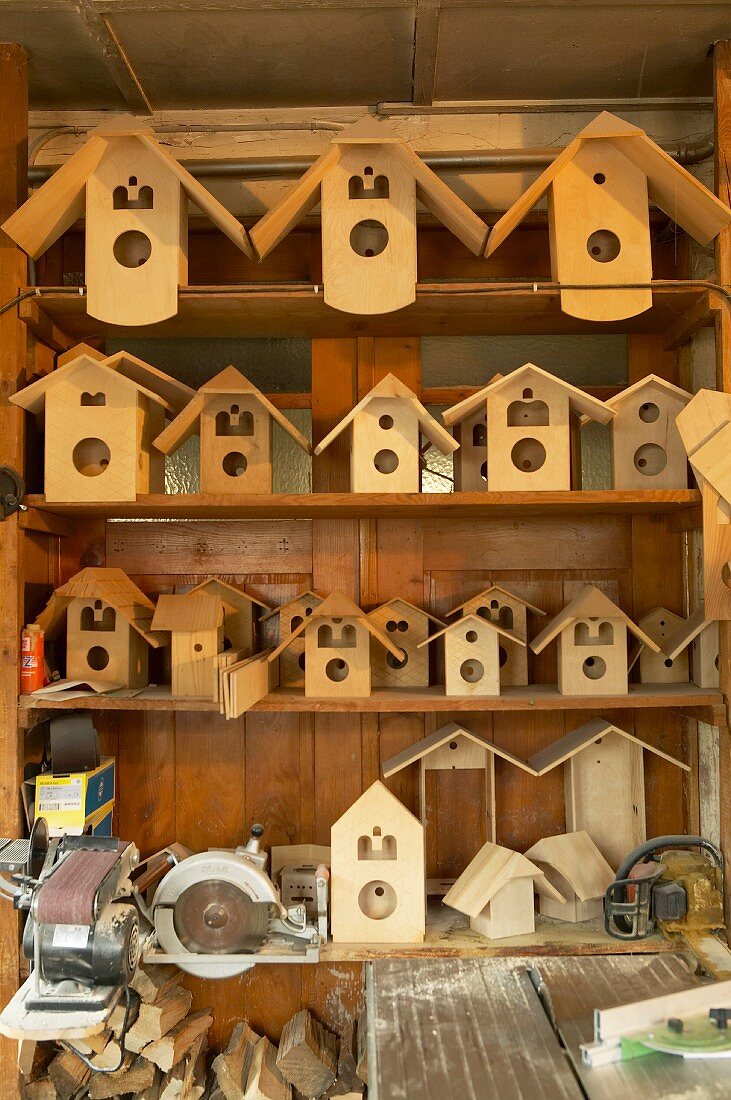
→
(36, 849, 120, 926)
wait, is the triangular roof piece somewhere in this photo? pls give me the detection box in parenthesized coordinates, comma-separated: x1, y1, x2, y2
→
(313, 374, 457, 457)
(267, 590, 405, 662)
(10, 355, 171, 416)
(604, 374, 692, 412)
(35, 567, 166, 648)
(381, 721, 535, 778)
(418, 612, 526, 650)
(443, 842, 564, 916)
(676, 390, 731, 459)
(448, 364, 613, 425)
(367, 597, 445, 627)
(335, 779, 422, 830)
(526, 717, 689, 775)
(529, 585, 659, 654)
(57, 342, 105, 368)
(249, 144, 341, 261)
(447, 584, 546, 618)
(190, 578, 271, 611)
(259, 590, 325, 623)
(663, 604, 713, 661)
(151, 592, 223, 634)
(104, 351, 195, 416)
(524, 831, 615, 902)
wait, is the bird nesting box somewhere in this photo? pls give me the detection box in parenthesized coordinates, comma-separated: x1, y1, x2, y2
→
(151, 593, 224, 698)
(444, 373, 503, 491)
(446, 584, 545, 686)
(366, 599, 444, 688)
(154, 366, 311, 494)
(635, 607, 689, 684)
(419, 614, 525, 697)
(189, 578, 269, 657)
(314, 373, 457, 492)
(604, 375, 691, 490)
(524, 832, 614, 923)
(484, 111, 731, 321)
(249, 116, 488, 315)
(2, 128, 253, 326)
(662, 604, 719, 689)
(259, 591, 325, 687)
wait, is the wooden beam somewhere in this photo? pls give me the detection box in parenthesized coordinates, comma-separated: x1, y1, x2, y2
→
(412, 0, 441, 107)
(72, 0, 152, 115)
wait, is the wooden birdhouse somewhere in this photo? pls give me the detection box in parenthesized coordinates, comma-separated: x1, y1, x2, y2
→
(151, 592, 224, 698)
(250, 116, 488, 315)
(604, 375, 691, 490)
(313, 374, 457, 493)
(330, 781, 425, 943)
(527, 718, 689, 868)
(268, 591, 404, 699)
(34, 568, 165, 690)
(259, 590, 325, 687)
(530, 585, 659, 695)
(382, 722, 536, 895)
(10, 348, 194, 503)
(154, 366, 311, 494)
(2, 128, 253, 326)
(190, 578, 270, 657)
(524, 832, 615, 923)
(445, 363, 612, 492)
(446, 584, 545, 686)
(419, 614, 526, 697)
(445, 372, 503, 490)
(366, 599, 444, 688)
(635, 607, 689, 685)
(484, 111, 731, 321)
(662, 604, 719, 689)
(442, 842, 564, 940)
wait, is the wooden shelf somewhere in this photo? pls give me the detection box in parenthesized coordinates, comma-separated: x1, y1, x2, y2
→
(19, 283, 711, 340)
(25, 489, 701, 522)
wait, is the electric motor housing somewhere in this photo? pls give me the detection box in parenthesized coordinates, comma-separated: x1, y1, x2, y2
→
(23, 902, 140, 986)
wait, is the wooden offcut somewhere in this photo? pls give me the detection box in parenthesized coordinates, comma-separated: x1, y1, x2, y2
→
(213, 1021, 260, 1100)
(87, 1054, 157, 1099)
(245, 1037, 291, 1100)
(276, 1010, 338, 1098)
(142, 1009, 213, 1073)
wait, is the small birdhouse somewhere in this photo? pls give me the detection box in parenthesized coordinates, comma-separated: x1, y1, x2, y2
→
(151, 592, 224, 698)
(190, 578, 270, 657)
(154, 366, 311, 494)
(445, 363, 612, 492)
(446, 584, 545, 687)
(34, 567, 165, 689)
(366, 599, 444, 688)
(524, 832, 615, 923)
(530, 585, 659, 695)
(2, 128, 253, 326)
(259, 590, 325, 687)
(445, 372, 503, 491)
(604, 375, 691, 490)
(313, 374, 457, 493)
(527, 718, 689, 868)
(419, 613, 526, 697)
(635, 607, 689, 685)
(330, 781, 425, 943)
(268, 591, 404, 699)
(250, 116, 488, 315)
(662, 604, 719, 689)
(443, 842, 564, 940)
(485, 111, 731, 321)
(10, 348, 193, 503)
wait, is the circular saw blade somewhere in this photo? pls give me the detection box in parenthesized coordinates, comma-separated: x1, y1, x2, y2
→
(174, 880, 270, 954)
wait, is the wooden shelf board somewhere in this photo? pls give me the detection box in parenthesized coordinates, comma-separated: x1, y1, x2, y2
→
(26, 489, 701, 522)
(20, 284, 709, 340)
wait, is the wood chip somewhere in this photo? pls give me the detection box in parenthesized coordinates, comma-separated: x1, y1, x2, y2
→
(276, 1011, 337, 1099)
(88, 1053, 158, 1099)
(213, 1021, 260, 1100)
(143, 1009, 213, 1073)
(125, 986, 194, 1053)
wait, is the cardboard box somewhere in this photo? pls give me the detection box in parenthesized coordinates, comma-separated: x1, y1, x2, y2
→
(33, 757, 115, 837)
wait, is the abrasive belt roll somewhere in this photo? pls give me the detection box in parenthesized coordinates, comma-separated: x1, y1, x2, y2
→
(36, 849, 120, 926)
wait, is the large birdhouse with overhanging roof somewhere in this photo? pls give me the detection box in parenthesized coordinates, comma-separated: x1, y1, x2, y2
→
(249, 116, 488, 314)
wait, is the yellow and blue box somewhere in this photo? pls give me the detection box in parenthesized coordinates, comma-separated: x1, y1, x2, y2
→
(33, 757, 115, 837)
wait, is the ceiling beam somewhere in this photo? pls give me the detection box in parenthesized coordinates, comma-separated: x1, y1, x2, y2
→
(72, 0, 152, 115)
(413, 0, 441, 107)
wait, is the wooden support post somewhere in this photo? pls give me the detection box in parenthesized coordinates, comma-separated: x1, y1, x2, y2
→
(0, 42, 27, 1100)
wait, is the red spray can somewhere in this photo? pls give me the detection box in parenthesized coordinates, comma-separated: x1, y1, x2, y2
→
(20, 625, 44, 693)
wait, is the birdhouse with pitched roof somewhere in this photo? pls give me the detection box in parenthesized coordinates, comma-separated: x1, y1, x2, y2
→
(447, 584, 545, 687)
(366, 598, 444, 688)
(484, 111, 731, 321)
(259, 590, 325, 687)
(2, 128, 253, 326)
(524, 832, 615, 923)
(418, 614, 525, 697)
(330, 781, 425, 943)
(530, 585, 659, 695)
(151, 592, 224, 698)
(34, 567, 165, 689)
(445, 372, 504, 491)
(10, 348, 194, 503)
(662, 604, 719, 689)
(313, 374, 457, 492)
(190, 578, 270, 657)
(604, 375, 692, 489)
(635, 607, 689, 684)
(250, 117, 488, 315)
(268, 591, 405, 699)
(445, 364, 613, 492)
(154, 366, 311, 494)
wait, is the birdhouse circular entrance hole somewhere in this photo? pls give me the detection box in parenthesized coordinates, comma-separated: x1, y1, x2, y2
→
(582, 655, 606, 680)
(374, 449, 399, 474)
(113, 229, 152, 268)
(633, 443, 667, 476)
(586, 229, 621, 263)
(460, 659, 484, 683)
(510, 438, 546, 473)
(223, 451, 248, 477)
(326, 658, 349, 682)
(359, 880, 397, 920)
(350, 219, 389, 258)
(638, 402, 660, 423)
(87, 645, 110, 671)
(72, 438, 110, 477)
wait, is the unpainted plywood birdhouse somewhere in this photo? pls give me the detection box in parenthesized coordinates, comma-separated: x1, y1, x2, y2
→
(485, 111, 731, 321)
(2, 128, 253, 326)
(604, 375, 691, 490)
(446, 584, 545, 687)
(35, 568, 165, 689)
(190, 578, 270, 657)
(9, 349, 195, 503)
(249, 116, 488, 315)
(444, 372, 504, 491)
(524, 831, 615, 923)
(443, 842, 564, 940)
(259, 591, 325, 688)
(418, 613, 526, 697)
(154, 366, 311, 494)
(330, 781, 425, 943)
(366, 599, 443, 688)
(268, 591, 404, 699)
(151, 592, 224, 698)
(663, 604, 719, 689)
(527, 718, 689, 868)
(530, 585, 659, 695)
(314, 373, 457, 492)
(636, 607, 689, 684)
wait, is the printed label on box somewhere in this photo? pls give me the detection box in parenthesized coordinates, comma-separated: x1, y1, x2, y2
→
(37, 777, 83, 813)
(52, 924, 89, 949)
